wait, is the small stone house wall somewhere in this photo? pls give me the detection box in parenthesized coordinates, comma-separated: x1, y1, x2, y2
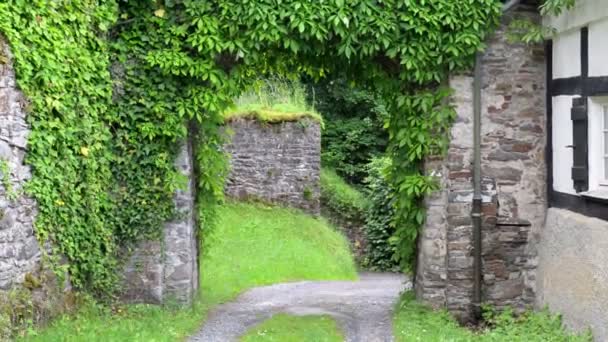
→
(224, 118, 321, 214)
(0, 37, 41, 291)
(416, 6, 546, 322)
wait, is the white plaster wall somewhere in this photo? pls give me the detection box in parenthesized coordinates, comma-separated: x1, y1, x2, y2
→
(544, 0, 608, 35)
(588, 18, 608, 77)
(538, 208, 608, 341)
(552, 30, 580, 79)
(552, 96, 576, 195)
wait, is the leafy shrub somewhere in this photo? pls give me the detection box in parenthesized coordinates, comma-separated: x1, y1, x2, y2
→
(362, 157, 399, 272)
(312, 79, 389, 185)
(320, 168, 369, 221)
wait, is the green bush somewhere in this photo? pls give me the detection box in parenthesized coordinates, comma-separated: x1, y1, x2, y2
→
(362, 157, 399, 272)
(312, 79, 388, 185)
(320, 168, 369, 221)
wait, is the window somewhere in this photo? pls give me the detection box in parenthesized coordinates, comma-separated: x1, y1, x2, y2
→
(582, 98, 608, 198)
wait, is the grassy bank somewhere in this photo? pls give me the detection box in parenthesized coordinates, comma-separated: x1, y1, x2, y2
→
(21, 202, 357, 341)
(240, 314, 343, 342)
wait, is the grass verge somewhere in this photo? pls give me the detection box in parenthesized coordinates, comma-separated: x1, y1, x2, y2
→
(240, 314, 343, 342)
(320, 167, 369, 218)
(393, 292, 592, 342)
(20, 202, 356, 341)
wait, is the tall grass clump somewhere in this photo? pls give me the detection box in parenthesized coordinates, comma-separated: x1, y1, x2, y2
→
(224, 77, 323, 124)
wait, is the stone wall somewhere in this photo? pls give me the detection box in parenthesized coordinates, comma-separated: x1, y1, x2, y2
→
(416, 5, 546, 322)
(0, 37, 41, 291)
(224, 118, 321, 214)
(537, 208, 608, 341)
(122, 138, 199, 305)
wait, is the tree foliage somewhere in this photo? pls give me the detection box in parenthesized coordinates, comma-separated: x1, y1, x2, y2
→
(312, 79, 388, 185)
(0, 0, 502, 294)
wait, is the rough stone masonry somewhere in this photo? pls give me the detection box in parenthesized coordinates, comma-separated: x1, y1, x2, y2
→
(0, 37, 41, 291)
(416, 5, 545, 322)
(224, 118, 321, 215)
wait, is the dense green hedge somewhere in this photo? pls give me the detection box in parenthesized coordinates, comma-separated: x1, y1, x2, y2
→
(362, 157, 399, 271)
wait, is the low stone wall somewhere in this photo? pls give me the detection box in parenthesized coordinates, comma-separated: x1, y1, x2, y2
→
(224, 118, 321, 214)
(122, 138, 199, 305)
(0, 37, 40, 291)
(537, 208, 608, 341)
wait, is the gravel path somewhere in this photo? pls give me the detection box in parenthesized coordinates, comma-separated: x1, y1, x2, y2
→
(189, 273, 410, 342)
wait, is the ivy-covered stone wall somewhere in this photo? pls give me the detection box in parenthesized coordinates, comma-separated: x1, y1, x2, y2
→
(122, 138, 199, 305)
(0, 37, 40, 291)
(224, 118, 321, 215)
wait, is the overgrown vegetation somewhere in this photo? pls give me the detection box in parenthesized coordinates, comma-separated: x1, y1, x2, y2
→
(362, 157, 399, 271)
(0, 0, 503, 297)
(241, 314, 343, 342)
(320, 167, 369, 263)
(393, 292, 592, 342)
(0, 1, 120, 294)
(20, 202, 357, 341)
(313, 79, 388, 185)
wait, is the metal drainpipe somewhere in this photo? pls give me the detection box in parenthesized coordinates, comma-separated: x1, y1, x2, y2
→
(472, 51, 483, 321)
(472, 0, 521, 322)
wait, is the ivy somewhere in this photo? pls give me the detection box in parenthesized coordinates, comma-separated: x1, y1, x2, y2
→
(0, 0, 504, 296)
(0, 1, 119, 294)
(120, 0, 501, 273)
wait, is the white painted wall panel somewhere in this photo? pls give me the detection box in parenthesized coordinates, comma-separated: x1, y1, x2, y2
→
(589, 19, 608, 77)
(552, 96, 577, 195)
(552, 31, 581, 79)
(544, 0, 608, 35)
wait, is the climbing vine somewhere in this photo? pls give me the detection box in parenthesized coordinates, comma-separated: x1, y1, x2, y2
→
(0, 0, 505, 295)
(0, 1, 119, 294)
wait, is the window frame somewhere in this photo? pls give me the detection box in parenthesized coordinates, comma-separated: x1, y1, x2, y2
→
(602, 104, 608, 186)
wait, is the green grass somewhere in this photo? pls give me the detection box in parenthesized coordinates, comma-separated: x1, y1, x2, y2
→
(201, 202, 358, 303)
(20, 202, 356, 342)
(320, 167, 369, 217)
(240, 314, 343, 342)
(223, 77, 323, 124)
(393, 292, 592, 342)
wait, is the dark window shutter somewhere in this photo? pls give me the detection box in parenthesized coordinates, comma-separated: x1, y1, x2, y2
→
(571, 97, 589, 192)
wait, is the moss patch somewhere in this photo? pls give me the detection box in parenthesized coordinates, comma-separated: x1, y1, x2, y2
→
(224, 106, 322, 125)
